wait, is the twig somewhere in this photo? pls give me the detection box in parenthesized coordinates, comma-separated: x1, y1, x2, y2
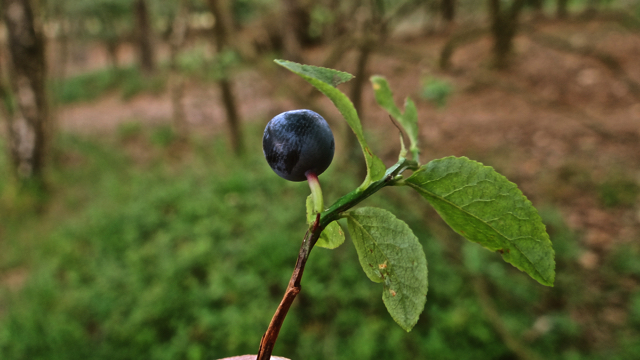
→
(256, 225, 323, 360)
(256, 157, 418, 359)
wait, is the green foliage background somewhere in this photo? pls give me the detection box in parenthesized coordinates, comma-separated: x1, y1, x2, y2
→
(2, 0, 640, 358)
(1, 126, 638, 360)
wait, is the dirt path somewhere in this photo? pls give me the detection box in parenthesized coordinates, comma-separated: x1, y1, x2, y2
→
(57, 69, 291, 135)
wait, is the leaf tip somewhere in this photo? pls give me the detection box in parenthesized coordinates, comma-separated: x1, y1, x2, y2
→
(273, 59, 288, 66)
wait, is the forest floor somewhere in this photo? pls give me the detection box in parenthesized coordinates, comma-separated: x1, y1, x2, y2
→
(2, 15, 639, 355)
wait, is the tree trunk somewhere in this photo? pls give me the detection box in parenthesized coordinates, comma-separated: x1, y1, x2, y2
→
(207, 0, 244, 155)
(51, 1, 69, 81)
(346, 1, 386, 173)
(583, 0, 599, 18)
(350, 41, 373, 120)
(0, 47, 14, 174)
(134, 0, 155, 74)
(557, 0, 568, 18)
(441, 0, 456, 23)
(529, 0, 544, 18)
(489, 0, 525, 69)
(344, 37, 373, 175)
(218, 78, 243, 153)
(439, 27, 487, 70)
(169, 0, 189, 142)
(281, 0, 303, 62)
(2, 0, 49, 187)
(208, 0, 234, 50)
(106, 40, 119, 69)
(490, 0, 511, 69)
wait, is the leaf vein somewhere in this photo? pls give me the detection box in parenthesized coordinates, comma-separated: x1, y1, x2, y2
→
(407, 183, 548, 282)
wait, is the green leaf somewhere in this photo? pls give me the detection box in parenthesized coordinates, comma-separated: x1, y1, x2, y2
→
(275, 60, 386, 189)
(306, 194, 316, 224)
(371, 76, 420, 162)
(371, 76, 402, 119)
(307, 195, 345, 249)
(274, 61, 354, 87)
(405, 156, 555, 286)
(345, 207, 428, 331)
(317, 221, 346, 249)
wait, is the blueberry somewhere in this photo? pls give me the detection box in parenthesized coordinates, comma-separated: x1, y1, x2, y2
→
(263, 109, 335, 182)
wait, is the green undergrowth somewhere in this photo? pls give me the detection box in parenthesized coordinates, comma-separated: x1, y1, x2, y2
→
(51, 66, 167, 104)
(51, 47, 244, 105)
(0, 126, 637, 360)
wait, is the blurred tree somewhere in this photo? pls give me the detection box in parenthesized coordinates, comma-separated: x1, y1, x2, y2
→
(343, 0, 423, 172)
(2, 0, 49, 189)
(308, 0, 340, 43)
(439, 27, 488, 70)
(349, 0, 426, 116)
(343, 1, 384, 174)
(66, 0, 132, 68)
(527, 0, 544, 9)
(281, 0, 304, 62)
(350, 2, 385, 119)
(2, 0, 50, 189)
(168, 0, 189, 141)
(134, 0, 156, 74)
(489, 0, 526, 69)
(315, 0, 362, 70)
(557, 0, 569, 18)
(207, 0, 244, 155)
(527, 0, 545, 18)
(441, 0, 456, 23)
(583, 0, 601, 17)
(43, 0, 70, 80)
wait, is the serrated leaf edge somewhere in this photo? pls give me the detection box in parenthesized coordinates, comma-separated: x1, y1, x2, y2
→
(274, 59, 354, 87)
(407, 157, 555, 286)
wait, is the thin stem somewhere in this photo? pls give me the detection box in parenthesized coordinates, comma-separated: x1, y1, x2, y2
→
(320, 157, 419, 227)
(306, 171, 323, 215)
(256, 157, 418, 359)
(256, 227, 323, 360)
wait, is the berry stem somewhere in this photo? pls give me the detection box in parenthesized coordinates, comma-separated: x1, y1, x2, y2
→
(306, 171, 323, 216)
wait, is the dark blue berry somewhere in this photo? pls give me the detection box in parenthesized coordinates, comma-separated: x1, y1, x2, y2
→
(263, 109, 335, 182)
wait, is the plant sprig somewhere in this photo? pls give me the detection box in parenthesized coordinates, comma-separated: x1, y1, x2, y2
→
(257, 60, 555, 360)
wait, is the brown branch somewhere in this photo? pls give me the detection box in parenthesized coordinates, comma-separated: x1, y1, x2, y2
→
(207, 0, 244, 155)
(256, 224, 323, 360)
(439, 27, 488, 70)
